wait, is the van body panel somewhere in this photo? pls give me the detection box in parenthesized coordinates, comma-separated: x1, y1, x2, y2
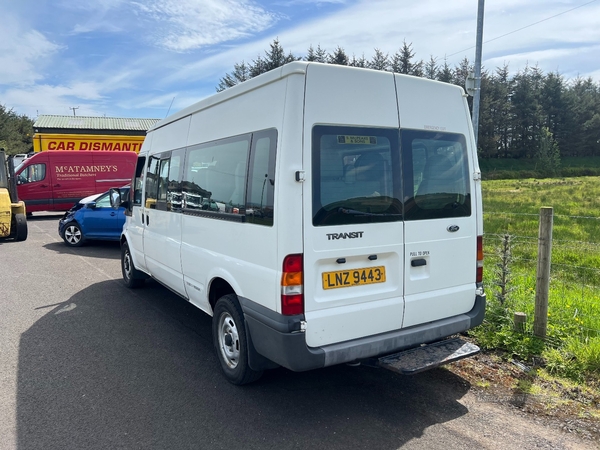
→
(144, 210, 186, 297)
(152, 116, 191, 152)
(273, 73, 305, 313)
(395, 75, 470, 132)
(141, 119, 189, 297)
(395, 75, 478, 330)
(16, 151, 137, 212)
(180, 218, 280, 314)
(187, 79, 287, 148)
(302, 64, 404, 347)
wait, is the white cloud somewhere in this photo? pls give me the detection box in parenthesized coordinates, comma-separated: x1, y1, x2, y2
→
(133, 0, 280, 52)
(0, 19, 62, 86)
(2, 83, 105, 117)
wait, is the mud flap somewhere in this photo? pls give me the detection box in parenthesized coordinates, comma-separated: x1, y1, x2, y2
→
(376, 338, 480, 375)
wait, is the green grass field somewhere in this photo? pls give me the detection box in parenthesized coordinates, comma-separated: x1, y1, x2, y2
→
(476, 176, 600, 380)
(479, 157, 600, 180)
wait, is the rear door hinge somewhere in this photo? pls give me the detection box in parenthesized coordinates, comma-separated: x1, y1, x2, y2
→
(473, 171, 481, 181)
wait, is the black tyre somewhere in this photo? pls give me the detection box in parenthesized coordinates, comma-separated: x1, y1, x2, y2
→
(212, 294, 263, 385)
(63, 222, 84, 247)
(121, 241, 145, 288)
(14, 214, 28, 241)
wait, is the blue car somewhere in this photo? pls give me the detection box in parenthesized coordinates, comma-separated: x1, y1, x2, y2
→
(58, 187, 129, 247)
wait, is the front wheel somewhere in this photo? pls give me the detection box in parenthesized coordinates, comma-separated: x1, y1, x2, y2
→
(63, 223, 84, 247)
(14, 214, 28, 241)
(121, 241, 145, 288)
(212, 294, 263, 385)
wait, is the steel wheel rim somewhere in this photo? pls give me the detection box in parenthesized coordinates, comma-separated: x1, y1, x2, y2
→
(218, 312, 240, 369)
(65, 225, 81, 244)
(123, 250, 133, 280)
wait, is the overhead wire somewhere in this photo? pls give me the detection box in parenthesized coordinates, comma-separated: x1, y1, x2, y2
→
(446, 0, 599, 58)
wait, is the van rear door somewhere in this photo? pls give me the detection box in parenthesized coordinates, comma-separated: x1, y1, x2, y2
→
(396, 76, 477, 328)
(301, 65, 404, 348)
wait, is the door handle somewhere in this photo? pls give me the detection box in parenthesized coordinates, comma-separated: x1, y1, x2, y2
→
(53, 184, 61, 187)
(146, 215, 149, 226)
(411, 258, 427, 267)
(40, 184, 49, 188)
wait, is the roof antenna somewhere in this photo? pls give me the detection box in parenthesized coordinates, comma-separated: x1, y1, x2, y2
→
(69, 106, 79, 116)
(165, 97, 175, 118)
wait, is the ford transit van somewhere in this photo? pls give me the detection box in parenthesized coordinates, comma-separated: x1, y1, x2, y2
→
(16, 150, 137, 213)
(111, 62, 485, 384)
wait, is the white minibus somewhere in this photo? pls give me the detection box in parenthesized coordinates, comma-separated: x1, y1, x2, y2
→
(111, 62, 485, 384)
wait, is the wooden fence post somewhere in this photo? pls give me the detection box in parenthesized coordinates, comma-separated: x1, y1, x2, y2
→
(534, 207, 553, 339)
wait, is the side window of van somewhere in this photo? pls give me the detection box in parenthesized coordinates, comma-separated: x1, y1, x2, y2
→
(131, 157, 146, 207)
(145, 156, 160, 209)
(246, 129, 277, 226)
(182, 135, 250, 217)
(312, 125, 402, 226)
(402, 130, 471, 220)
(167, 150, 184, 212)
(18, 163, 46, 184)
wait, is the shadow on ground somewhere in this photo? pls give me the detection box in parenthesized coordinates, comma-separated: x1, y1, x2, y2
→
(43, 241, 121, 260)
(17, 280, 471, 450)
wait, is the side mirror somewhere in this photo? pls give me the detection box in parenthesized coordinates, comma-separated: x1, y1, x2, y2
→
(86, 202, 97, 209)
(109, 188, 122, 209)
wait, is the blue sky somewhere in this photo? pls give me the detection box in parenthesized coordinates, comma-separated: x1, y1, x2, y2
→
(1, 0, 599, 120)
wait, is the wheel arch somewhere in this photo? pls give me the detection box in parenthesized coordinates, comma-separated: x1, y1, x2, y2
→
(208, 277, 236, 312)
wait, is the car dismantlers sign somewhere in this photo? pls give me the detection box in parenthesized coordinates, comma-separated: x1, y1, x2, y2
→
(33, 133, 144, 153)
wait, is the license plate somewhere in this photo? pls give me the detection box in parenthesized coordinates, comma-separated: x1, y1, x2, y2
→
(322, 266, 386, 290)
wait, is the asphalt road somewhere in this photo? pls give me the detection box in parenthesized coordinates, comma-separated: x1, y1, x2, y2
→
(0, 214, 594, 450)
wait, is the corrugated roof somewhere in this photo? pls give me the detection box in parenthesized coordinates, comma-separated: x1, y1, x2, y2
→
(34, 115, 160, 131)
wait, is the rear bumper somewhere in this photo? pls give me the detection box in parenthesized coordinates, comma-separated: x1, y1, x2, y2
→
(241, 293, 486, 372)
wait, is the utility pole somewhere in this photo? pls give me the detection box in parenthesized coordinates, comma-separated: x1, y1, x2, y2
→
(69, 107, 79, 117)
(471, 0, 485, 147)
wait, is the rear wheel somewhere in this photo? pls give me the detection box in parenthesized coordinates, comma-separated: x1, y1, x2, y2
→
(121, 241, 145, 288)
(212, 294, 263, 385)
(63, 223, 84, 247)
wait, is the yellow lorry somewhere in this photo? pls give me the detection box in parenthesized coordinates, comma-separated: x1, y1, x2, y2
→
(0, 150, 28, 241)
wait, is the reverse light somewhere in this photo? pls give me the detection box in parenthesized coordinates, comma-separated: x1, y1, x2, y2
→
(281, 254, 304, 316)
(476, 235, 484, 284)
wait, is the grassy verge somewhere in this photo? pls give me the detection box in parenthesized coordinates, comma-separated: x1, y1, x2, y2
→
(471, 176, 600, 382)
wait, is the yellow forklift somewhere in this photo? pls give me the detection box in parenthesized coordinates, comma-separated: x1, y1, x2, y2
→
(0, 149, 28, 241)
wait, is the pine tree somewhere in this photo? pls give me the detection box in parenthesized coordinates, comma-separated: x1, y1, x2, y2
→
(437, 59, 453, 83)
(391, 40, 422, 75)
(328, 46, 349, 66)
(349, 54, 368, 68)
(536, 127, 561, 176)
(306, 44, 327, 63)
(424, 56, 438, 80)
(216, 61, 251, 92)
(369, 48, 389, 71)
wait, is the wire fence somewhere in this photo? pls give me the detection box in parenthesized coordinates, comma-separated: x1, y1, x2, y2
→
(482, 211, 600, 345)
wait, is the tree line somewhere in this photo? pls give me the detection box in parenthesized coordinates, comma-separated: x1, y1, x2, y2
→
(0, 105, 34, 155)
(218, 39, 600, 162)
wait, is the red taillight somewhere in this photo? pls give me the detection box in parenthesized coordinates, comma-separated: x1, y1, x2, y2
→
(281, 254, 304, 316)
(476, 235, 484, 283)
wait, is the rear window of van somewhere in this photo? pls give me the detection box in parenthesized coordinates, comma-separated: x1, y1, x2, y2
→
(312, 125, 402, 226)
(312, 127, 471, 226)
(401, 130, 471, 221)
